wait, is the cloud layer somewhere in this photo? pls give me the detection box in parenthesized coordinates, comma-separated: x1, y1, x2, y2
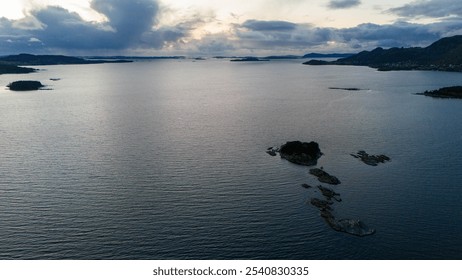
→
(0, 0, 460, 55)
(388, 0, 462, 19)
(0, 0, 188, 54)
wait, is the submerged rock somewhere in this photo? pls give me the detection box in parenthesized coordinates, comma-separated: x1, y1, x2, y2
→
(351, 151, 390, 166)
(279, 141, 322, 166)
(309, 168, 341, 185)
(310, 198, 333, 209)
(317, 185, 341, 202)
(301, 183, 313, 189)
(266, 146, 278, 156)
(335, 219, 376, 237)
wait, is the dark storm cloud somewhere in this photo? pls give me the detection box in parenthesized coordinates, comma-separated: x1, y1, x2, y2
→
(339, 21, 443, 48)
(328, 0, 361, 9)
(30, 6, 117, 50)
(0, 0, 188, 53)
(91, 0, 158, 43)
(388, 0, 462, 19)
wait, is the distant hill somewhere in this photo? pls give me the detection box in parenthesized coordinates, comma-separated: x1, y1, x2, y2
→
(304, 35, 462, 72)
(0, 53, 131, 66)
(303, 53, 354, 58)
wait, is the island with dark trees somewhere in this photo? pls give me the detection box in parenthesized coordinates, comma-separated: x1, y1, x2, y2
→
(0, 64, 36, 75)
(304, 35, 462, 72)
(7, 80, 44, 91)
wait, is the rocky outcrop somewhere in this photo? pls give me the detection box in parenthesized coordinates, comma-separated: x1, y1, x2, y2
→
(278, 141, 322, 166)
(267, 141, 378, 237)
(317, 185, 341, 202)
(351, 151, 390, 166)
(266, 147, 278, 156)
(309, 168, 341, 185)
(310, 198, 333, 211)
(310, 197, 375, 237)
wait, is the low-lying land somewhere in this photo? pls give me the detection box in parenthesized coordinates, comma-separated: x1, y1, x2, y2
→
(0, 53, 131, 75)
(417, 86, 462, 99)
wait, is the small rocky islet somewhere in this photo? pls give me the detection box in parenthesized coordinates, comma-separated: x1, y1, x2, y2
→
(351, 150, 391, 166)
(309, 168, 341, 185)
(267, 141, 390, 237)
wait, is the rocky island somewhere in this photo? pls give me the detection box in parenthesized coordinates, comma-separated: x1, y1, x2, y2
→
(277, 141, 322, 166)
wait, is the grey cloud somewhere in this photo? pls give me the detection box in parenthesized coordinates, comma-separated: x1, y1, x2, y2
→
(235, 20, 335, 52)
(388, 0, 462, 19)
(242, 20, 297, 31)
(91, 0, 158, 42)
(328, 0, 361, 9)
(0, 0, 189, 54)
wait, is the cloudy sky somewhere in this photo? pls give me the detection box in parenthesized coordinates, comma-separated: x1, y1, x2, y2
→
(0, 0, 461, 56)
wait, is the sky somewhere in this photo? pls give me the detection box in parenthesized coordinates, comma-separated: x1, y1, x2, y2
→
(0, 0, 461, 56)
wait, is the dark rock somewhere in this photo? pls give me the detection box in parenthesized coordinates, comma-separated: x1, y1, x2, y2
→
(317, 185, 342, 202)
(279, 141, 322, 166)
(352, 151, 390, 166)
(7, 80, 44, 91)
(309, 168, 341, 185)
(329, 87, 365, 91)
(310, 198, 333, 211)
(335, 219, 376, 237)
(266, 146, 278, 156)
(301, 183, 312, 189)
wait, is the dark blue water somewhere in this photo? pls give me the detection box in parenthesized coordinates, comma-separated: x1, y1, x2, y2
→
(0, 60, 461, 259)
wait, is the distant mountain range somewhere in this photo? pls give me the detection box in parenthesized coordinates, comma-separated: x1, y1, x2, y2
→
(304, 35, 462, 72)
(302, 53, 354, 58)
(0, 53, 131, 66)
(0, 53, 132, 75)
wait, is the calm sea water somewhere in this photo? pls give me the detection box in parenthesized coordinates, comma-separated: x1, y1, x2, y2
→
(0, 60, 461, 260)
